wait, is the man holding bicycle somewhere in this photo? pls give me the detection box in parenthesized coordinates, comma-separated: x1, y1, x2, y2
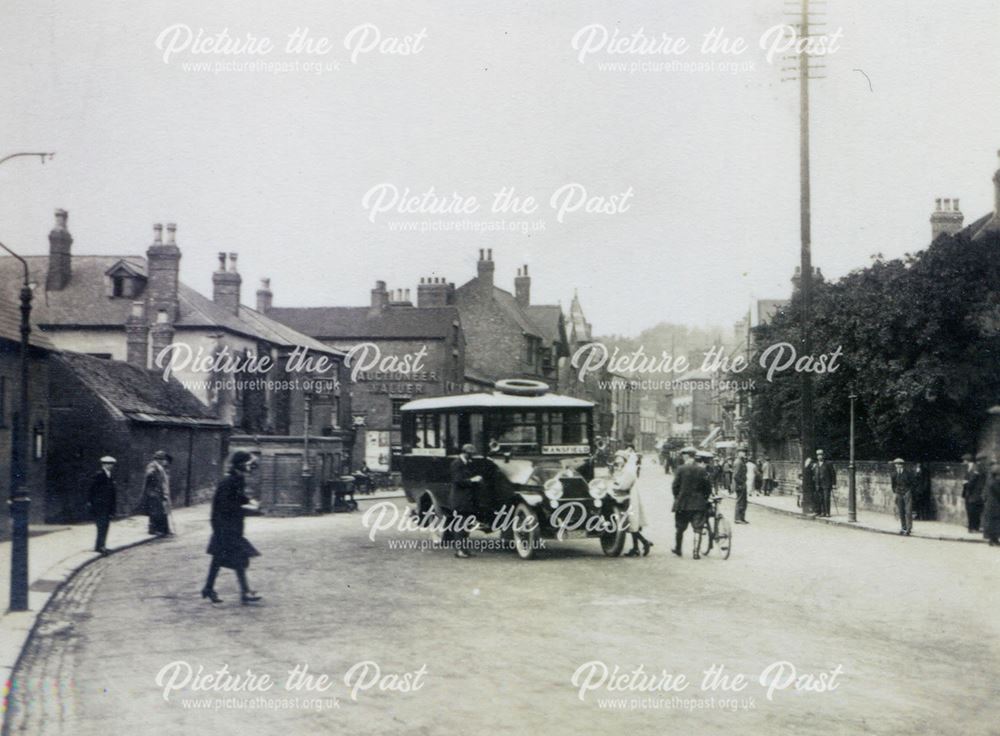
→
(671, 447, 712, 559)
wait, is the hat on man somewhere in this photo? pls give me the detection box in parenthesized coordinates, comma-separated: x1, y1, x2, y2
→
(961, 453, 973, 462)
(100, 456, 117, 464)
(892, 457, 905, 465)
(153, 450, 169, 461)
(230, 450, 255, 468)
(461, 444, 477, 454)
(680, 446, 698, 455)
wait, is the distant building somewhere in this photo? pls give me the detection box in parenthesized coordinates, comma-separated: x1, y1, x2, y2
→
(560, 291, 613, 436)
(453, 250, 568, 387)
(265, 279, 465, 472)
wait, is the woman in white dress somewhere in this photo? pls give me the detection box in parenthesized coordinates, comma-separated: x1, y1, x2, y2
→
(613, 451, 653, 556)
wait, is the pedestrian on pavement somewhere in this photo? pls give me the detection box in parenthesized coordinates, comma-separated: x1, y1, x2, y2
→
(962, 453, 985, 533)
(671, 447, 712, 558)
(982, 460, 1000, 546)
(450, 443, 482, 559)
(762, 456, 777, 496)
(813, 449, 836, 517)
(891, 458, 915, 536)
(722, 457, 733, 493)
(144, 450, 173, 536)
(732, 447, 749, 523)
(616, 451, 652, 557)
(203, 451, 262, 604)
(87, 456, 117, 555)
(746, 456, 759, 498)
(802, 456, 816, 511)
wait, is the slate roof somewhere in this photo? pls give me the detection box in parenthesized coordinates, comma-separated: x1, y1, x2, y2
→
(963, 212, 999, 241)
(52, 351, 228, 426)
(0, 293, 56, 350)
(265, 306, 460, 340)
(0, 255, 341, 356)
(526, 304, 565, 345)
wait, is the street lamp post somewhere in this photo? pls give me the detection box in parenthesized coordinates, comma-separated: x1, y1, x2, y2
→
(0, 242, 33, 611)
(848, 391, 857, 523)
(1, 151, 54, 611)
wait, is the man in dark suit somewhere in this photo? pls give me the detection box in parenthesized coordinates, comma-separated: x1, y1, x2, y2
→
(671, 447, 712, 558)
(961, 453, 985, 533)
(891, 458, 915, 535)
(87, 456, 118, 555)
(813, 449, 836, 517)
(450, 443, 482, 558)
(731, 447, 748, 523)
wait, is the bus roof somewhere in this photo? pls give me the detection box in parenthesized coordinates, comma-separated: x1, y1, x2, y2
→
(401, 392, 595, 412)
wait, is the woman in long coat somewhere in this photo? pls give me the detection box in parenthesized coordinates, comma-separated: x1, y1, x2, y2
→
(202, 451, 262, 604)
(615, 452, 652, 556)
(983, 461, 1000, 546)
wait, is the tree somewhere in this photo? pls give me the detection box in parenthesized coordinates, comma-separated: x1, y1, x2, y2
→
(743, 229, 1000, 461)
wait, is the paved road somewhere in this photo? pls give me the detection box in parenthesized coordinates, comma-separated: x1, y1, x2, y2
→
(7, 465, 1000, 736)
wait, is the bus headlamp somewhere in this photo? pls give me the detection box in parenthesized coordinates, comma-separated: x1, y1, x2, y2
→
(588, 478, 610, 499)
(544, 478, 564, 501)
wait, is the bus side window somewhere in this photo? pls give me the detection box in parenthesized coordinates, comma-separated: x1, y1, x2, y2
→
(425, 413, 441, 448)
(447, 413, 460, 454)
(414, 414, 425, 447)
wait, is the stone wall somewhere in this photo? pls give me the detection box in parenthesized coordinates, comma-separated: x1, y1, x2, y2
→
(769, 460, 967, 526)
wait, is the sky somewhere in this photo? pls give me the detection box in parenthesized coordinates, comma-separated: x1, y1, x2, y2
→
(1, 0, 998, 336)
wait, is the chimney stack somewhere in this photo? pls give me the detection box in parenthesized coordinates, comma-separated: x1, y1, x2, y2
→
(930, 196, 964, 239)
(46, 209, 73, 291)
(370, 280, 388, 315)
(514, 264, 531, 308)
(476, 248, 495, 298)
(150, 307, 175, 364)
(212, 250, 242, 316)
(125, 300, 149, 369)
(146, 221, 181, 325)
(418, 275, 451, 307)
(256, 277, 273, 313)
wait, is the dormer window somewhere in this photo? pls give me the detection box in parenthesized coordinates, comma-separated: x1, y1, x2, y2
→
(105, 260, 146, 299)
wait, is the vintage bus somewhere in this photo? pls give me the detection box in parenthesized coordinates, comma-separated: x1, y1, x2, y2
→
(399, 380, 630, 559)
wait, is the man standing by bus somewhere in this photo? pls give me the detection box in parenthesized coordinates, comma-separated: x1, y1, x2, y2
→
(672, 447, 712, 558)
(450, 444, 482, 558)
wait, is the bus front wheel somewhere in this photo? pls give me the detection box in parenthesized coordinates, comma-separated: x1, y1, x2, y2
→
(511, 502, 540, 560)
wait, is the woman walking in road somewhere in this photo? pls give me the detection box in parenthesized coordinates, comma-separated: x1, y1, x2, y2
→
(615, 451, 653, 556)
(202, 451, 262, 604)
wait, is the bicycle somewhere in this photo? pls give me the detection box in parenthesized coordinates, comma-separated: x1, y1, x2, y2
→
(695, 495, 732, 559)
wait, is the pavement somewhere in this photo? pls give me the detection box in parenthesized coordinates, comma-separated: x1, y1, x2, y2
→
(2, 465, 998, 735)
(745, 491, 988, 542)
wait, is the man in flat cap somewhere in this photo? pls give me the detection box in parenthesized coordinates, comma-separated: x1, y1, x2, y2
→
(87, 456, 118, 554)
(891, 458, 915, 535)
(813, 449, 836, 517)
(672, 447, 712, 558)
(449, 443, 482, 558)
(145, 449, 173, 536)
(731, 446, 749, 524)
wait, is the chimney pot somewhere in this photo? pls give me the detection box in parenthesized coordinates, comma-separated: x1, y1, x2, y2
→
(217, 252, 227, 271)
(487, 248, 493, 261)
(165, 223, 176, 245)
(153, 223, 163, 243)
(228, 253, 238, 272)
(479, 248, 484, 261)
(954, 198, 960, 211)
(935, 198, 942, 211)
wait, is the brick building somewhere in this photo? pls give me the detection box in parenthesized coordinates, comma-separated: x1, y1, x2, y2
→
(265, 279, 465, 472)
(453, 250, 568, 387)
(0, 296, 54, 531)
(0, 210, 354, 514)
(47, 351, 228, 522)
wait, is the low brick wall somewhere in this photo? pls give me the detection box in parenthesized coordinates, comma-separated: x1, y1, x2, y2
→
(769, 460, 967, 526)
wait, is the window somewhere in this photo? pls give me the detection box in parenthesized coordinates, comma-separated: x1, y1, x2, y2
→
(391, 399, 406, 427)
(112, 276, 124, 297)
(413, 413, 442, 448)
(33, 423, 44, 460)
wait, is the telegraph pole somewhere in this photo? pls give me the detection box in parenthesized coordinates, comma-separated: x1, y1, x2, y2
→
(783, 0, 825, 513)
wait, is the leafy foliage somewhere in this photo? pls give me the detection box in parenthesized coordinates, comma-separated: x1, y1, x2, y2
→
(745, 229, 1000, 461)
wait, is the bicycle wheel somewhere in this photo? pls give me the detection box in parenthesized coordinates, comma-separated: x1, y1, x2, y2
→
(715, 515, 732, 559)
(696, 519, 713, 556)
